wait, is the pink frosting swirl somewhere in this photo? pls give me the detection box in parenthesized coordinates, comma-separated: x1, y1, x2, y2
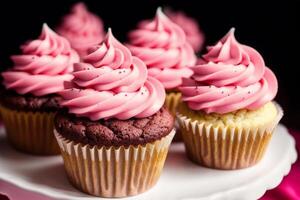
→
(180, 28, 278, 114)
(127, 8, 196, 90)
(57, 2, 105, 57)
(2, 24, 79, 96)
(166, 9, 205, 52)
(60, 29, 166, 120)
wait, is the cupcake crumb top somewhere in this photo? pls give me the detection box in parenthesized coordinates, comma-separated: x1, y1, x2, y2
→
(178, 102, 278, 128)
(54, 108, 174, 147)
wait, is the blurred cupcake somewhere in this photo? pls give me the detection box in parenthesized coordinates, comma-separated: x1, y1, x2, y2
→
(57, 2, 105, 57)
(177, 28, 283, 169)
(54, 29, 175, 197)
(0, 24, 79, 155)
(0, 81, 4, 121)
(166, 9, 205, 52)
(127, 8, 196, 141)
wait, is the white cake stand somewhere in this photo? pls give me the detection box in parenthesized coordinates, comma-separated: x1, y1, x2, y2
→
(0, 124, 297, 200)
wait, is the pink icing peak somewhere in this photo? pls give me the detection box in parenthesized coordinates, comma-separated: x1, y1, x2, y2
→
(127, 7, 196, 89)
(166, 9, 205, 52)
(154, 7, 186, 47)
(180, 28, 278, 114)
(22, 24, 73, 58)
(60, 29, 166, 120)
(84, 29, 132, 70)
(130, 7, 186, 49)
(72, 2, 88, 16)
(2, 24, 79, 96)
(57, 2, 105, 57)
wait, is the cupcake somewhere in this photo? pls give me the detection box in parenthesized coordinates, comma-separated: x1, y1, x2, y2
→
(177, 28, 283, 169)
(166, 9, 205, 52)
(127, 8, 196, 141)
(57, 2, 105, 57)
(54, 29, 175, 197)
(0, 24, 79, 155)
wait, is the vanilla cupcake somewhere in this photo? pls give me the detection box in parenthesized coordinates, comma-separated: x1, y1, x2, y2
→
(57, 2, 105, 57)
(0, 24, 79, 155)
(127, 8, 196, 141)
(54, 29, 175, 197)
(177, 28, 283, 169)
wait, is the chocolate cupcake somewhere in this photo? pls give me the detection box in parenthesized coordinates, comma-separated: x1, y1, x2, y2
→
(54, 29, 175, 197)
(0, 24, 79, 155)
(127, 8, 196, 141)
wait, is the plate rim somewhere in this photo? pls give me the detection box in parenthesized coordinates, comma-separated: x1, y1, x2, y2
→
(0, 124, 297, 200)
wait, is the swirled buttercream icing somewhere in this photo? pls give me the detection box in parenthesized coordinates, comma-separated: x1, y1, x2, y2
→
(127, 8, 196, 90)
(166, 9, 205, 52)
(57, 2, 105, 57)
(60, 29, 166, 120)
(2, 24, 79, 96)
(180, 28, 278, 114)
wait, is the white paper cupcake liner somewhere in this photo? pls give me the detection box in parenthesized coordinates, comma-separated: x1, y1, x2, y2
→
(54, 129, 175, 197)
(165, 92, 183, 142)
(0, 105, 59, 155)
(176, 103, 283, 169)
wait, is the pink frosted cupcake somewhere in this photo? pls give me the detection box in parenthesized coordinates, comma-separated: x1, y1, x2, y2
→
(166, 9, 205, 52)
(127, 8, 196, 141)
(177, 28, 283, 169)
(0, 24, 79, 155)
(54, 29, 175, 197)
(57, 2, 105, 57)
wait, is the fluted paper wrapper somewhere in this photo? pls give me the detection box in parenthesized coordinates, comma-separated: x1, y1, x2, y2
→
(165, 92, 181, 116)
(0, 106, 60, 155)
(165, 92, 182, 142)
(54, 129, 175, 197)
(177, 103, 283, 170)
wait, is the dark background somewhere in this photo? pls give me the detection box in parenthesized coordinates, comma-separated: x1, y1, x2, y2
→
(0, 0, 299, 129)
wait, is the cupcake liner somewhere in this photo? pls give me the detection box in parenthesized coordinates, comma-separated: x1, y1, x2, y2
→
(165, 92, 183, 142)
(54, 129, 175, 197)
(0, 105, 60, 155)
(177, 103, 283, 169)
(165, 92, 181, 116)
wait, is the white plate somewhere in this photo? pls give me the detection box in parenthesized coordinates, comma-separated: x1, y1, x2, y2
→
(0, 124, 297, 200)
